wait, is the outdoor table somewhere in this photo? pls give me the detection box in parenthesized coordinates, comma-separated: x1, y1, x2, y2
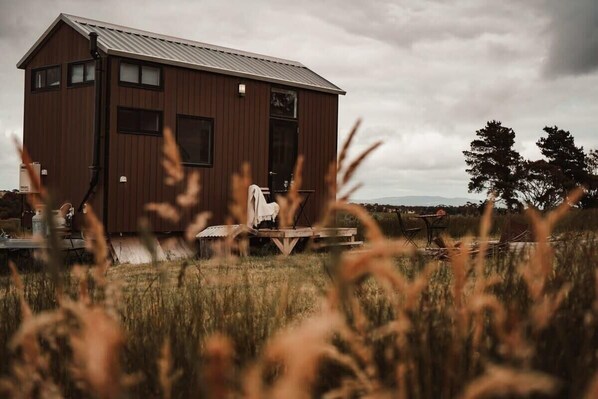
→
(273, 189, 315, 228)
(415, 214, 448, 247)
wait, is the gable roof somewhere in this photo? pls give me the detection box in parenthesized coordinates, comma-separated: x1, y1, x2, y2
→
(17, 14, 345, 95)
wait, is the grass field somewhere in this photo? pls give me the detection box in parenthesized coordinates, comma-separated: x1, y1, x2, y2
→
(2, 128, 597, 398)
(2, 233, 597, 398)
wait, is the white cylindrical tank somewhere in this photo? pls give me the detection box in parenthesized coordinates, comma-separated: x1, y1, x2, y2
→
(32, 209, 45, 237)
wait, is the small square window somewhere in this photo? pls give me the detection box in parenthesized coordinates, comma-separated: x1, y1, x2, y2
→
(85, 61, 95, 82)
(119, 60, 162, 88)
(140, 110, 160, 132)
(117, 109, 138, 132)
(270, 88, 297, 119)
(117, 107, 162, 136)
(34, 70, 46, 89)
(141, 65, 160, 86)
(177, 115, 214, 166)
(68, 61, 95, 86)
(120, 62, 139, 84)
(32, 65, 60, 91)
(46, 67, 60, 87)
(71, 64, 84, 84)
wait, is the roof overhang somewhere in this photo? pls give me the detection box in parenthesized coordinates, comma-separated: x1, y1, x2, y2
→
(17, 14, 346, 95)
(107, 50, 346, 95)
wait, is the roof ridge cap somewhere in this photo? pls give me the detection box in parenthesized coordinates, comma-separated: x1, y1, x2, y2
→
(63, 13, 305, 67)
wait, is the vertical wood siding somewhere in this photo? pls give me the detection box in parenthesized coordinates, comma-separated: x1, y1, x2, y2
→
(22, 22, 100, 216)
(22, 24, 339, 234)
(107, 57, 339, 233)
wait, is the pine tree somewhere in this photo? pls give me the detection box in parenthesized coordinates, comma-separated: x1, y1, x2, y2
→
(463, 120, 522, 210)
(537, 126, 588, 194)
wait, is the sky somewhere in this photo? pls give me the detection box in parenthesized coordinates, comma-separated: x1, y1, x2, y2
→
(1, 0, 597, 201)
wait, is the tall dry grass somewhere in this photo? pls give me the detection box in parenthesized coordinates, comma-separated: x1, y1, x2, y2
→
(1, 121, 597, 398)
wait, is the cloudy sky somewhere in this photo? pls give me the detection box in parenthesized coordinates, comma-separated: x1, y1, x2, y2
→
(1, 0, 597, 201)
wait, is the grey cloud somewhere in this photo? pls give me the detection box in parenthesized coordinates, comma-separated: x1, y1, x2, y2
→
(302, 0, 545, 48)
(544, 0, 598, 77)
(1, 0, 598, 199)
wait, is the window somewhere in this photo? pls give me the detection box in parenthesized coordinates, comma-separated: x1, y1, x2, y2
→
(119, 61, 162, 88)
(32, 65, 61, 91)
(68, 61, 95, 86)
(176, 115, 214, 166)
(270, 88, 297, 119)
(117, 107, 162, 136)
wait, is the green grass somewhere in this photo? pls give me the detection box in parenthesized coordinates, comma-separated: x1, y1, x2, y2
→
(338, 208, 598, 240)
(2, 238, 597, 398)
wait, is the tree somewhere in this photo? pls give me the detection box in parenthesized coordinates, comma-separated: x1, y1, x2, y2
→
(463, 121, 523, 210)
(588, 149, 598, 175)
(585, 148, 598, 207)
(518, 160, 563, 210)
(536, 126, 588, 194)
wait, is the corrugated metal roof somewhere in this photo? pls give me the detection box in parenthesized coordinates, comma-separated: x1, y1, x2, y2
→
(17, 14, 345, 95)
(196, 225, 257, 238)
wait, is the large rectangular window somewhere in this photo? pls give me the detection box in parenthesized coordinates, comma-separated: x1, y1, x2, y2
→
(270, 87, 297, 119)
(32, 65, 61, 91)
(176, 115, 214, 166)
(119, 60, 162, 88)
(117, 107, 162, 136)
(68, 60, 95, 86)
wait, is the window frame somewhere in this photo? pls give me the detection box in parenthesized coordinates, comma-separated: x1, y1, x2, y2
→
(269, 86, 299, 120)
(67, 60, 96, 87)
(176, 114, 215, 168)
(118, 59, 163, 90)
(31, 64, 62, 92)
(117, 106, 163, 137)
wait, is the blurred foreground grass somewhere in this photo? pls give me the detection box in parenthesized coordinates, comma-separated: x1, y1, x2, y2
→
(2, 239, 597, 398)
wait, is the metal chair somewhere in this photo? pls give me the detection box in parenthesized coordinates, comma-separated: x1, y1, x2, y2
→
(396, 211, 422, 247)
(430, 214, 449, 239)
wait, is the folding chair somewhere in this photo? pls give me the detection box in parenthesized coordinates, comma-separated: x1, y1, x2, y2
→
(396, 211, 422, 247)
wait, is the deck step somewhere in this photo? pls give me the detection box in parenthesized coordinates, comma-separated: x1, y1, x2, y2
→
(317, 241, 364, 249)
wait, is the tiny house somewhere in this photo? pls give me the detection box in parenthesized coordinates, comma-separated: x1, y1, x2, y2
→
(17, 14, 345, 234)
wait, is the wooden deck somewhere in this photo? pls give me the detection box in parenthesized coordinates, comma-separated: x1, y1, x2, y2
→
(256, 227, 358, 255)
(196, 225, 359, 256)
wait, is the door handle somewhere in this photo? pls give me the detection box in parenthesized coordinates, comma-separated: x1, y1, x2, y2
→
(269, 171, 277, 175)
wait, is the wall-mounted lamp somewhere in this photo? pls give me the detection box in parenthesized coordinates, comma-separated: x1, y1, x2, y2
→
(238, 83, 246, 97)
(119, 176, 127, 183)
(41, 169, 48, 176)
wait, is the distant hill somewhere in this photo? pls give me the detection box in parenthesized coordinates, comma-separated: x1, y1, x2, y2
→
(353, 196, 477, 207)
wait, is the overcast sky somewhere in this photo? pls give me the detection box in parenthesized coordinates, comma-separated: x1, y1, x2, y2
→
(1, 0, 597, 201)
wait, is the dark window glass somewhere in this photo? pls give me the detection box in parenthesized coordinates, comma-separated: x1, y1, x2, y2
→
(34, 70, 46, 89)
(270, 88, 297, 119)
(140, 110, 160, 132)
(119, 61, 161, 87)
(177, 116, 214, 166)
(32, 66, 60, 91)
(46, 67, 60, 87)
(117, 108, 162, 135)
(117, 109, 138, 132)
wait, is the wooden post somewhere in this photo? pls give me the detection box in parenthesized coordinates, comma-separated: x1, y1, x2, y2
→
(271, 237, 300, 256)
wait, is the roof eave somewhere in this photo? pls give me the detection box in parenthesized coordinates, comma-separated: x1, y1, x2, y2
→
(16, 13, 108, 69)
(16, 14, 346, 95)
(107, 49, 346, 95)
(17, 14, 64, 69)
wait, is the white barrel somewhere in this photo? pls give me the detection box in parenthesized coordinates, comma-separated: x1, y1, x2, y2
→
(32, 209, 45, 237)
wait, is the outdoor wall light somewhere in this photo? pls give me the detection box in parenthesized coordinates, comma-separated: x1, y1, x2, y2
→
(238, 83, 246, 97)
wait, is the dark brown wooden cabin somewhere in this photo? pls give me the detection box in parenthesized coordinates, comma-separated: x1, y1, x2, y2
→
(17, 14, 345, 234)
